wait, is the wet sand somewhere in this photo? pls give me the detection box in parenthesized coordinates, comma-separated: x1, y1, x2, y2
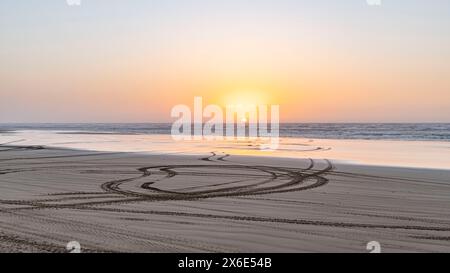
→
(1, 130, 450, 169)
(0, 144, 449, 252)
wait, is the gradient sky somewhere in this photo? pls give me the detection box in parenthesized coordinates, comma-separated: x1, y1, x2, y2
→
(1, 0, 449, 122)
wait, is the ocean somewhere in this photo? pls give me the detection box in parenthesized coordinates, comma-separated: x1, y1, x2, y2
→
(1, 123, 449, 141)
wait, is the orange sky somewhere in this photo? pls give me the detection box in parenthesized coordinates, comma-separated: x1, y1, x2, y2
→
(1, 1, 449, 122)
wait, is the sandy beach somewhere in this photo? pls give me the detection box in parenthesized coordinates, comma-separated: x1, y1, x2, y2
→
(1, 143, 449, 253)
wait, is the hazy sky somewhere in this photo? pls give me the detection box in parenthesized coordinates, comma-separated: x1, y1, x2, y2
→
(1, 0, 449, 122)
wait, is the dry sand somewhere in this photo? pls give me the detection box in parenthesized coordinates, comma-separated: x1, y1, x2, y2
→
(0, 144, 449, 252)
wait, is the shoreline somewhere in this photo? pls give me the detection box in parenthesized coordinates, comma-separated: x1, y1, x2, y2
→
(4, 143, 450, 172)
(1, 130, 449, 170)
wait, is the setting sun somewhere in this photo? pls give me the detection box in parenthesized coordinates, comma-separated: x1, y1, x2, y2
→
(222, 89, 272, 107)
